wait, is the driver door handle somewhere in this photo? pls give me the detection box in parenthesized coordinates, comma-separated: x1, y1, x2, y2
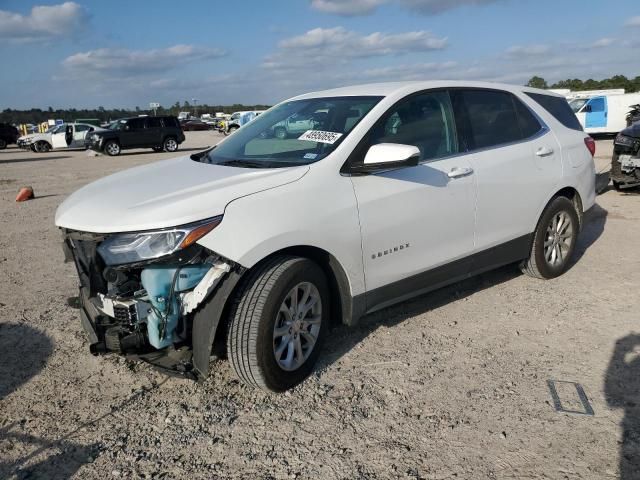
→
(447, 166, 474, 178)
(535, 146, 554, 157)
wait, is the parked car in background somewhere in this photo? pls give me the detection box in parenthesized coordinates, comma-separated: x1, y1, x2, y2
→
(626, 104, 640, 127)
(56, 81, 595, 392)
(0, 123, 19, 149)
(271, 110, 329, 139)
(225, 110, 265, 135)
(86, 116, 185, 156)
(17, 123, 103, 152)
(181, 119, 212, 131)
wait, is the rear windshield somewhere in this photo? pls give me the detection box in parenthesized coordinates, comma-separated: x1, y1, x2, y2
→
(196, 96, 382, 168)
(525, 92, 583, 131)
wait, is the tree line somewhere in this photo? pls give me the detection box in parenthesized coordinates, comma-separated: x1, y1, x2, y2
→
(0, 102, 272, 125)
(526, 74, 640, 92)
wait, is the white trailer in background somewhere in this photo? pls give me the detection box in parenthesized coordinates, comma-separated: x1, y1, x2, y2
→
(569, 93, 640, 134)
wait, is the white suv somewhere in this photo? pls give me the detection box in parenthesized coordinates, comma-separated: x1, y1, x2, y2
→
(55, 81, 596, 392)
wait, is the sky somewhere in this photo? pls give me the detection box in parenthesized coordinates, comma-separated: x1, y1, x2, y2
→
(0, 0, 639, 109)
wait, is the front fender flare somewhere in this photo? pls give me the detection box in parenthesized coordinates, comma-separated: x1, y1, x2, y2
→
(191, 270, 244, 379)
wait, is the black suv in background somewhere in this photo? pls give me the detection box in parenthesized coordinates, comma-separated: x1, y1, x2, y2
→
(87, 116, 185, 156)
(0, 123, 19, 149)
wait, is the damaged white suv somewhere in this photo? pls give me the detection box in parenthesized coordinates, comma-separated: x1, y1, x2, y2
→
(56, 81, 596, 392)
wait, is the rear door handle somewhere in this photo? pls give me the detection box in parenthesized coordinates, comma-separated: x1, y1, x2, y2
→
(447, 166, 474, 178)
(535, 146, 554, 157)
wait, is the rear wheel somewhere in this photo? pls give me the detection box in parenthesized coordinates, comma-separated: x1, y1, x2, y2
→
(163, 137, 178, 152)
(104, 140, 120, 156)
(0, 139, 6, 149)
(227, 256, 329, 392)
(521, 196, 579, 279)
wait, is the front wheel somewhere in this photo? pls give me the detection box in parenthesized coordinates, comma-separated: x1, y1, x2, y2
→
(163, 137, 178, 152)
(521, 196, 579, 279)
(227, 256, 329, 392)
(35, 141, 51, 153)
(104, 140, 120, 156)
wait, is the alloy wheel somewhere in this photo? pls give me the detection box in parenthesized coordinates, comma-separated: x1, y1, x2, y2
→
(544, 211, 574, 267)
(273, 282, 322, 371)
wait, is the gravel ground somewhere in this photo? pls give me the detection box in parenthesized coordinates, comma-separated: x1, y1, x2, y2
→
(0, 132, 638, 479)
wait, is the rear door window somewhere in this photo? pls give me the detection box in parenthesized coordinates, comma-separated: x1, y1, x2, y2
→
(525, 92, 583, 131)
(452, 89, 524, 150)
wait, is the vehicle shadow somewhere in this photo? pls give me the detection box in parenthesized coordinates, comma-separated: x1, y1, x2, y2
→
(568, 202, 607, 269)
(319, 203, 607, 372)
(0, 323, 97, 480)
(0, 156, 72, 165)
(605, 334, 640, 479)
(319, 264, 521, 369)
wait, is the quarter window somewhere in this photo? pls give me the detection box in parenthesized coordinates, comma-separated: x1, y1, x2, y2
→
(513, 97, 543, 138)
(368, 90, 458, 161)
(525, 92, 583, 131)
(147, 117, 162, 128)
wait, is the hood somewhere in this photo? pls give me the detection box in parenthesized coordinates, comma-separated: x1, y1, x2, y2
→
(19, 132, 48, 141)
(55, 155, 309, 233)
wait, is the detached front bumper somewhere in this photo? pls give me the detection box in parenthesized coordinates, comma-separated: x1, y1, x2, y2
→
(17, 138, 32, 149)
(63, 230, 243, 379)
(611, 151, 640, 188)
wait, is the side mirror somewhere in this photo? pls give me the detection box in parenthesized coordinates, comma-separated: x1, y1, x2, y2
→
(360, 143, 421, 171)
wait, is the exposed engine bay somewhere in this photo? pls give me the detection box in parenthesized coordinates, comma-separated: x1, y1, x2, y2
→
(62, 228, 241, 379)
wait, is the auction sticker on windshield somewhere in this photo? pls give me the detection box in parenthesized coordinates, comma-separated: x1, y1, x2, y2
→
(298, 130, 343, 144)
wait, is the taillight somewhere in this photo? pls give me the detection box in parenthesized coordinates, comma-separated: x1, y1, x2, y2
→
(584, 136, 596, 157)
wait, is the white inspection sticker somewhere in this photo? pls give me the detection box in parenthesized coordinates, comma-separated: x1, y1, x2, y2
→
(298, 130, 343, 144)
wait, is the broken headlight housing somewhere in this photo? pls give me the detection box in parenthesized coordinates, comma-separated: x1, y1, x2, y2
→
(97, 216, 222, 266)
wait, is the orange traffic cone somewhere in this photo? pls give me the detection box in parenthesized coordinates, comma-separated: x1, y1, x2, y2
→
(15, 186, 34, 202)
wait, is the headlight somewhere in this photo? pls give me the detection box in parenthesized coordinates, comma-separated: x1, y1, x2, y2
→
(97, 216, 222, 266)
(615, 134, 636, 148)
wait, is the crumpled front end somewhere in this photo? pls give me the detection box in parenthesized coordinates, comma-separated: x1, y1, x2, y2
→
(62, 228, 241, 379)
(611, 128, 640, 189)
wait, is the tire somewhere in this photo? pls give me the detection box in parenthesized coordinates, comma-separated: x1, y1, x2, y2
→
(274, 127, 287, 140)
(0, 139, 6, 149)
(227, 256, 329, 392)
(163, 137, 178, 152)
(521, 196, 579, 279)
(36, 141, 51, 153)
(613, 181, 622, 192)
(104, 140, 120, 156)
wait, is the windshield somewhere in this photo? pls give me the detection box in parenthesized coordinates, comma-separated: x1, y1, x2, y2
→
(569, 98, 589, 113)
(198, 96, 382, 168)
(110, 120, 128, 131)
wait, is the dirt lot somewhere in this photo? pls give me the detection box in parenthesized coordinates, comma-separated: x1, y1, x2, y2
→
(0, 132, 638, 479)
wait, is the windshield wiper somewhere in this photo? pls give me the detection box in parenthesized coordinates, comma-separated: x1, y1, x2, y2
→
(216, 159, 274, 168)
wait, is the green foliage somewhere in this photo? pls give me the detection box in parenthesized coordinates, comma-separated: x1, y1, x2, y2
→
(0, 103, 273, 125)
(526, 76, 548, 89)
(528, 75, 640, 93)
